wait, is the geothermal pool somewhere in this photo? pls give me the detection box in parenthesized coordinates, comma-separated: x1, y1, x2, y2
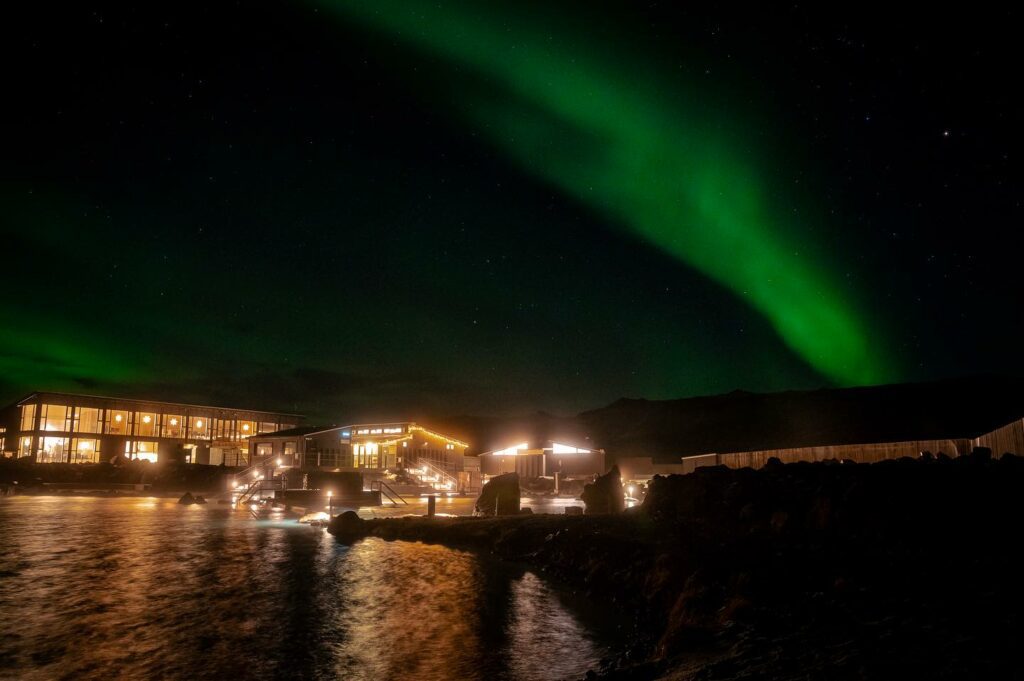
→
(0, 496, 613, 680)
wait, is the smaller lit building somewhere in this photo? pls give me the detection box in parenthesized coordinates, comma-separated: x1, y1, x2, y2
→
(245, 426, 327, 468)
(478, 440, 606, 479)
(250, 421, 471, 474)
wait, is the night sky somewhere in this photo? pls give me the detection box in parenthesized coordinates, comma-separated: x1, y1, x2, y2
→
(3, 3, 1021, 420)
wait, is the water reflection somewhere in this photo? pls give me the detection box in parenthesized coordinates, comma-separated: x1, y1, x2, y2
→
(0, 497, 610, 680)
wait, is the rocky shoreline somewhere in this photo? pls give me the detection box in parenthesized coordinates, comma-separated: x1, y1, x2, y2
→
(330, 452, 1024, 679)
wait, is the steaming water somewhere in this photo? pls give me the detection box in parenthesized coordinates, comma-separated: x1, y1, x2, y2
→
(0, 497, 612, 680)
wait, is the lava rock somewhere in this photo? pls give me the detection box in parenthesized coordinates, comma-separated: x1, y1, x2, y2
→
(328, 510, 365, 544)
(475, 472, 521, 516)
(581, 465, 625, 514)
(177, 492, 195, 505)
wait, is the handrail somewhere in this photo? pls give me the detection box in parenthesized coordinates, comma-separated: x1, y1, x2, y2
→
(234, 478, 282, 507)
(235, 453, 277, 482)
(371, 480, 409, 505)
(415, 459, 459, 492)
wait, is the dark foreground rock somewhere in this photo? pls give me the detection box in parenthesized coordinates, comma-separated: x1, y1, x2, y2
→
(475, 472, 521, 516)
(177, 492, 195, 505)
(329, 510, 365, 543)
(330, 452, 1024, 679)
(581, 465, 625, 514)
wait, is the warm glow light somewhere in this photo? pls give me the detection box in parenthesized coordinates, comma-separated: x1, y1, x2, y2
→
(195, 419, 204, 428)
(552, 442, 590, 454)
(170, 418, 178, 426)
(142, 415, 152, 424)
(276, 458, 282, 466)
(115, 414, 123, 423)
(327, 490, 333, 497)
(494, 442, 529, 456)
(242, 424, 250, 432)
(79, 442, 91, 450)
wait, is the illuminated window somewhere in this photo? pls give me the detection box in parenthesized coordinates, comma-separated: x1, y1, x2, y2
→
(70, 438, 101, 463)
(39, 436, 68, 463)
(74, 407, 102, 434)
(259, 422, 278, 434)
(41, 404, 70, 432)
(126, 440, 159, 463)
(162, 415, 183, 438)
(19, 437, 33, 457)
(353, 442, 379, 468)
(135, 412, 157, 437)
(256, 443, 273, 458)
(106, 410, 129, 434)
(238, 421, 255, 439)
(189, 416, 209, 439)
(20, 404, 37, 431)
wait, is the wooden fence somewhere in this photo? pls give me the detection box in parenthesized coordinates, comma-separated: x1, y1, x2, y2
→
(973, 418, 1024, 456)
(713, 438, 973, 470)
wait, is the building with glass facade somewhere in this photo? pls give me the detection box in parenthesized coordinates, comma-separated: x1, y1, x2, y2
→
(247, 422, 470, 474)
(0, 392, 302, 465)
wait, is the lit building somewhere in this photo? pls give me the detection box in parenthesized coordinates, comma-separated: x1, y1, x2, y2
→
(478, 440, 606, 479)
(245, 426, 326, 468)
(0, 392, 302, 465)
(261, 422, 471, 472)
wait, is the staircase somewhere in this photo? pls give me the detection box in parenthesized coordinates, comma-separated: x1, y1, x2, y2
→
(229, 454, 284, 508)
(411, 460, 459, 494)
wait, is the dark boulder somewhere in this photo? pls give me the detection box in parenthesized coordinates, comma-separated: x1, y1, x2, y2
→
(475, 472, 521, 516)
(581, 466, 625, 514)
(328, 510, 365, 544)
(177, 492, 195, 505)
(193, 495, 207, 504)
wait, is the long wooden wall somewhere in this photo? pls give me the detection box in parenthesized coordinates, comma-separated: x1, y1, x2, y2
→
(715, 438, 973, 470)
(973, 419, 1024, 456)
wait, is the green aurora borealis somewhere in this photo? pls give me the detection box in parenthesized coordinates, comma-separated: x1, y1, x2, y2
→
(6, 2, 1021, 419)
(318, 0, 892, 386)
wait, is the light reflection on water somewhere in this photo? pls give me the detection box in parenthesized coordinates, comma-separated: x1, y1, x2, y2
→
(0, 496, 611, 680)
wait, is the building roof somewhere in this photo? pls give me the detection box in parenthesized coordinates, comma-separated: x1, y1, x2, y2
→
(480, 439, 602, 456)
(303, 422, 470, 447)
(9, 391, 304, 420)
(251, 426, 332, 438)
